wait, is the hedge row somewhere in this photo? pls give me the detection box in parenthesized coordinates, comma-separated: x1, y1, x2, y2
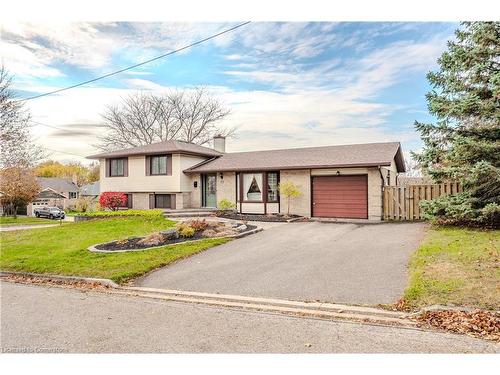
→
(76, 209, 164, 218)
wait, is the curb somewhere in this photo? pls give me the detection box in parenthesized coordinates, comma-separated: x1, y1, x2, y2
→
(87, 227, 263, 253)
(0, 271, 119, 288)
(0, 271, 413, 326)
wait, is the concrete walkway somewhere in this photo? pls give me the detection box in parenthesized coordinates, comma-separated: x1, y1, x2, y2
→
(2, 282, 496, 353)
(135, 221, 427, 305)
(0, 224, 60, 232)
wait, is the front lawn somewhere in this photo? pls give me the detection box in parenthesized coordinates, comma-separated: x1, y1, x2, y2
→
(0, 216, 228, 283)
(403, 226, 499, 310)
(0, 216, 55, 226)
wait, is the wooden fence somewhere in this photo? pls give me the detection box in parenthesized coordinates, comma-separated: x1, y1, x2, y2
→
(383, 182, 462, 221)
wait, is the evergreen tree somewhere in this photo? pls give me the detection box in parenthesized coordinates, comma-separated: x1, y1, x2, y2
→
(414, 22, 500, 227)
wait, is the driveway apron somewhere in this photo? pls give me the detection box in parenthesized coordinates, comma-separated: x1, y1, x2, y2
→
(134, 222, 426, 304)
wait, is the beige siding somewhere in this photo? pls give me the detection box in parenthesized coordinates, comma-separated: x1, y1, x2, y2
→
(188, 174, 202, 208)
(279, 169, 311, 217)
(100, 154, 208, 194)
(131, 193, 150, 210)
(241, 202, 265, 214)
(216, 172, 236, 207)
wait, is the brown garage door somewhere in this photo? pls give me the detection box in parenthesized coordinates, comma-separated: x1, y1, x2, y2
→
(312, 175, 368, 219)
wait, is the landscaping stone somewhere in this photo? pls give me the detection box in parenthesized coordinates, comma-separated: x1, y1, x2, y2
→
(235, 224, 248, 232)
(160, 229, 179, 240)
(137, 233, 166, 246)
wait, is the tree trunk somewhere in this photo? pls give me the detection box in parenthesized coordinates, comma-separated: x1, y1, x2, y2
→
(13, 204, 17, 219)
(287, 196, 290, 216)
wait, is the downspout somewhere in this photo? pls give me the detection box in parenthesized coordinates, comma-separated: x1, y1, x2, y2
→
(378, 166, 386, 221)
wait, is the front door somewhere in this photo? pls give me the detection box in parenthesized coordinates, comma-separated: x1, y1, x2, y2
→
(202, 173, 217, 207)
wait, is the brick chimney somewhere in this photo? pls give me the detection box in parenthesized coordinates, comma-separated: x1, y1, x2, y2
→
(213, 135, 226, 153)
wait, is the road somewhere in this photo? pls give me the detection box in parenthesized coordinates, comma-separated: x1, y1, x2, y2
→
(136, 222, 426, 304)
(1, 282, 497, 353)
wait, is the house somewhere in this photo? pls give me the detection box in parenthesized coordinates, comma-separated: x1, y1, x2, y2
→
(87, 137, 405, 220)
(27, 177, 80, 216)
(80, 181, 100, 201)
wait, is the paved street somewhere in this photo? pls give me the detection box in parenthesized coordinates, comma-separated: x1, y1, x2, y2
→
(1, 282, 497, 353)
(136, 222, 426, 304)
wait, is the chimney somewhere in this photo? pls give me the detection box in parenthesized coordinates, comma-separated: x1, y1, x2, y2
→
(213, 135, 226, 153)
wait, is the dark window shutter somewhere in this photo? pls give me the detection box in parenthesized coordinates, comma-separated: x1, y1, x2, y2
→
(105, 159, 110, 177)
(170, 194, 176, 209)
(149, 194, 155, 209)
(127, 194, 133, 208)
(123, 158, 128, 177)
(145, 156, 151, 176)
(166, 155, 172, 176)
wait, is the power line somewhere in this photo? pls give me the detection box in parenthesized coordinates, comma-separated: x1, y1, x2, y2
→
(30, 119, 68, 132)
(18, 21, 251, 102)
(44, 147, 88, 158)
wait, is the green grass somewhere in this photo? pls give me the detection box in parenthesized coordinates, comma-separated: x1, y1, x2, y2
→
(0, 216, 55, 226)
(0, 216, 229, 283)
(403, 226, 500, 310)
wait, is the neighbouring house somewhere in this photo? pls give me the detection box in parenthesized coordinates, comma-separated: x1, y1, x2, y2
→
(27, 177, 80, 216)
(80, 181, 100, 201)
(87, 137, 405, 220)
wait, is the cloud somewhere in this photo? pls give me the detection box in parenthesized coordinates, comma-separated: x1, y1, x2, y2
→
(4, 22, 455, 163)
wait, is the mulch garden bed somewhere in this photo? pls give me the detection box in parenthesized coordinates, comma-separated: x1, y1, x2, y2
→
(217, 212, 302, 222)
(94, 224, 257, 252)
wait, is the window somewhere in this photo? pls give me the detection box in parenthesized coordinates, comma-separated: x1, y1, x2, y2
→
(110, 158, 124, 176)
(155, 194, 171, 208)
(243, 173, 263, 201)
(125, 193, 133, 208)
(267, 172, 279, 202)
(69, 192, 77, 199)
(151, 155, 168, 175)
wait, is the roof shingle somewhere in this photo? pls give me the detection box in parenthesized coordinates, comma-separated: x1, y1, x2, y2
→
(87, 140, 221, 159)
(185, 142, 405, 173)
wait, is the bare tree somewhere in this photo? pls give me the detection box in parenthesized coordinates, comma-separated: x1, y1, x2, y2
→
(97, 87, 232, 150)
(0, 65, 44, 168)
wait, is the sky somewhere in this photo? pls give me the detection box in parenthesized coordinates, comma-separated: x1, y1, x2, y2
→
(1, 22, 457, 164)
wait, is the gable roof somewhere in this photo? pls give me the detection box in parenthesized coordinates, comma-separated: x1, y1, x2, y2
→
(185, 142, 405, 173)
(37, 177, 79, 192)
(80, 181, 100, 196)
(37, 188, 67, 199)
(87, 140, 221, 159)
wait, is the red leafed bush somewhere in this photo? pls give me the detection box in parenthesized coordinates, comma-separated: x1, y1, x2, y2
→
(99, 192, 126, 211)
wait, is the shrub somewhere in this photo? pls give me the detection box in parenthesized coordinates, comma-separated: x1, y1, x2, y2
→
(77, 209, 163, 218)
(75, 197, 92, 212)
(176, 222, 195, 238)
(420, 194, 500, 229)
(99, 192, 126, 211)
(184, 219, 209, 231)
(218, 199, 235, 211)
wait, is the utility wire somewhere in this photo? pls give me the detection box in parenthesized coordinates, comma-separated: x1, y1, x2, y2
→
(18, 21, 251, 102)
(30, 119, 69, 132)
(44, 147, 88, 158)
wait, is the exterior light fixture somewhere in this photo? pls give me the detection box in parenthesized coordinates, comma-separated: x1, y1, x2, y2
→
(336, 171, 341, 175)
(194, 181, 198, 188)
(220, 173, 224, 180)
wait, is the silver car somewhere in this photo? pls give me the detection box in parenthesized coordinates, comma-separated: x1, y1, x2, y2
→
(34, 206, 66, 219)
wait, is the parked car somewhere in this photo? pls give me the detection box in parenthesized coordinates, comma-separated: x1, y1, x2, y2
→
(34, 206, 66, 219)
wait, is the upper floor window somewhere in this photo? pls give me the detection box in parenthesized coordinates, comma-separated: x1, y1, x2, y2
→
(151, 155, 168, 175)
(69, 192, 78, 199)
(110, 158, 125, 177)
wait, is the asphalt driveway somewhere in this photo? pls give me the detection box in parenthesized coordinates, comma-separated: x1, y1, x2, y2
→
(135, 222, 427, 304)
